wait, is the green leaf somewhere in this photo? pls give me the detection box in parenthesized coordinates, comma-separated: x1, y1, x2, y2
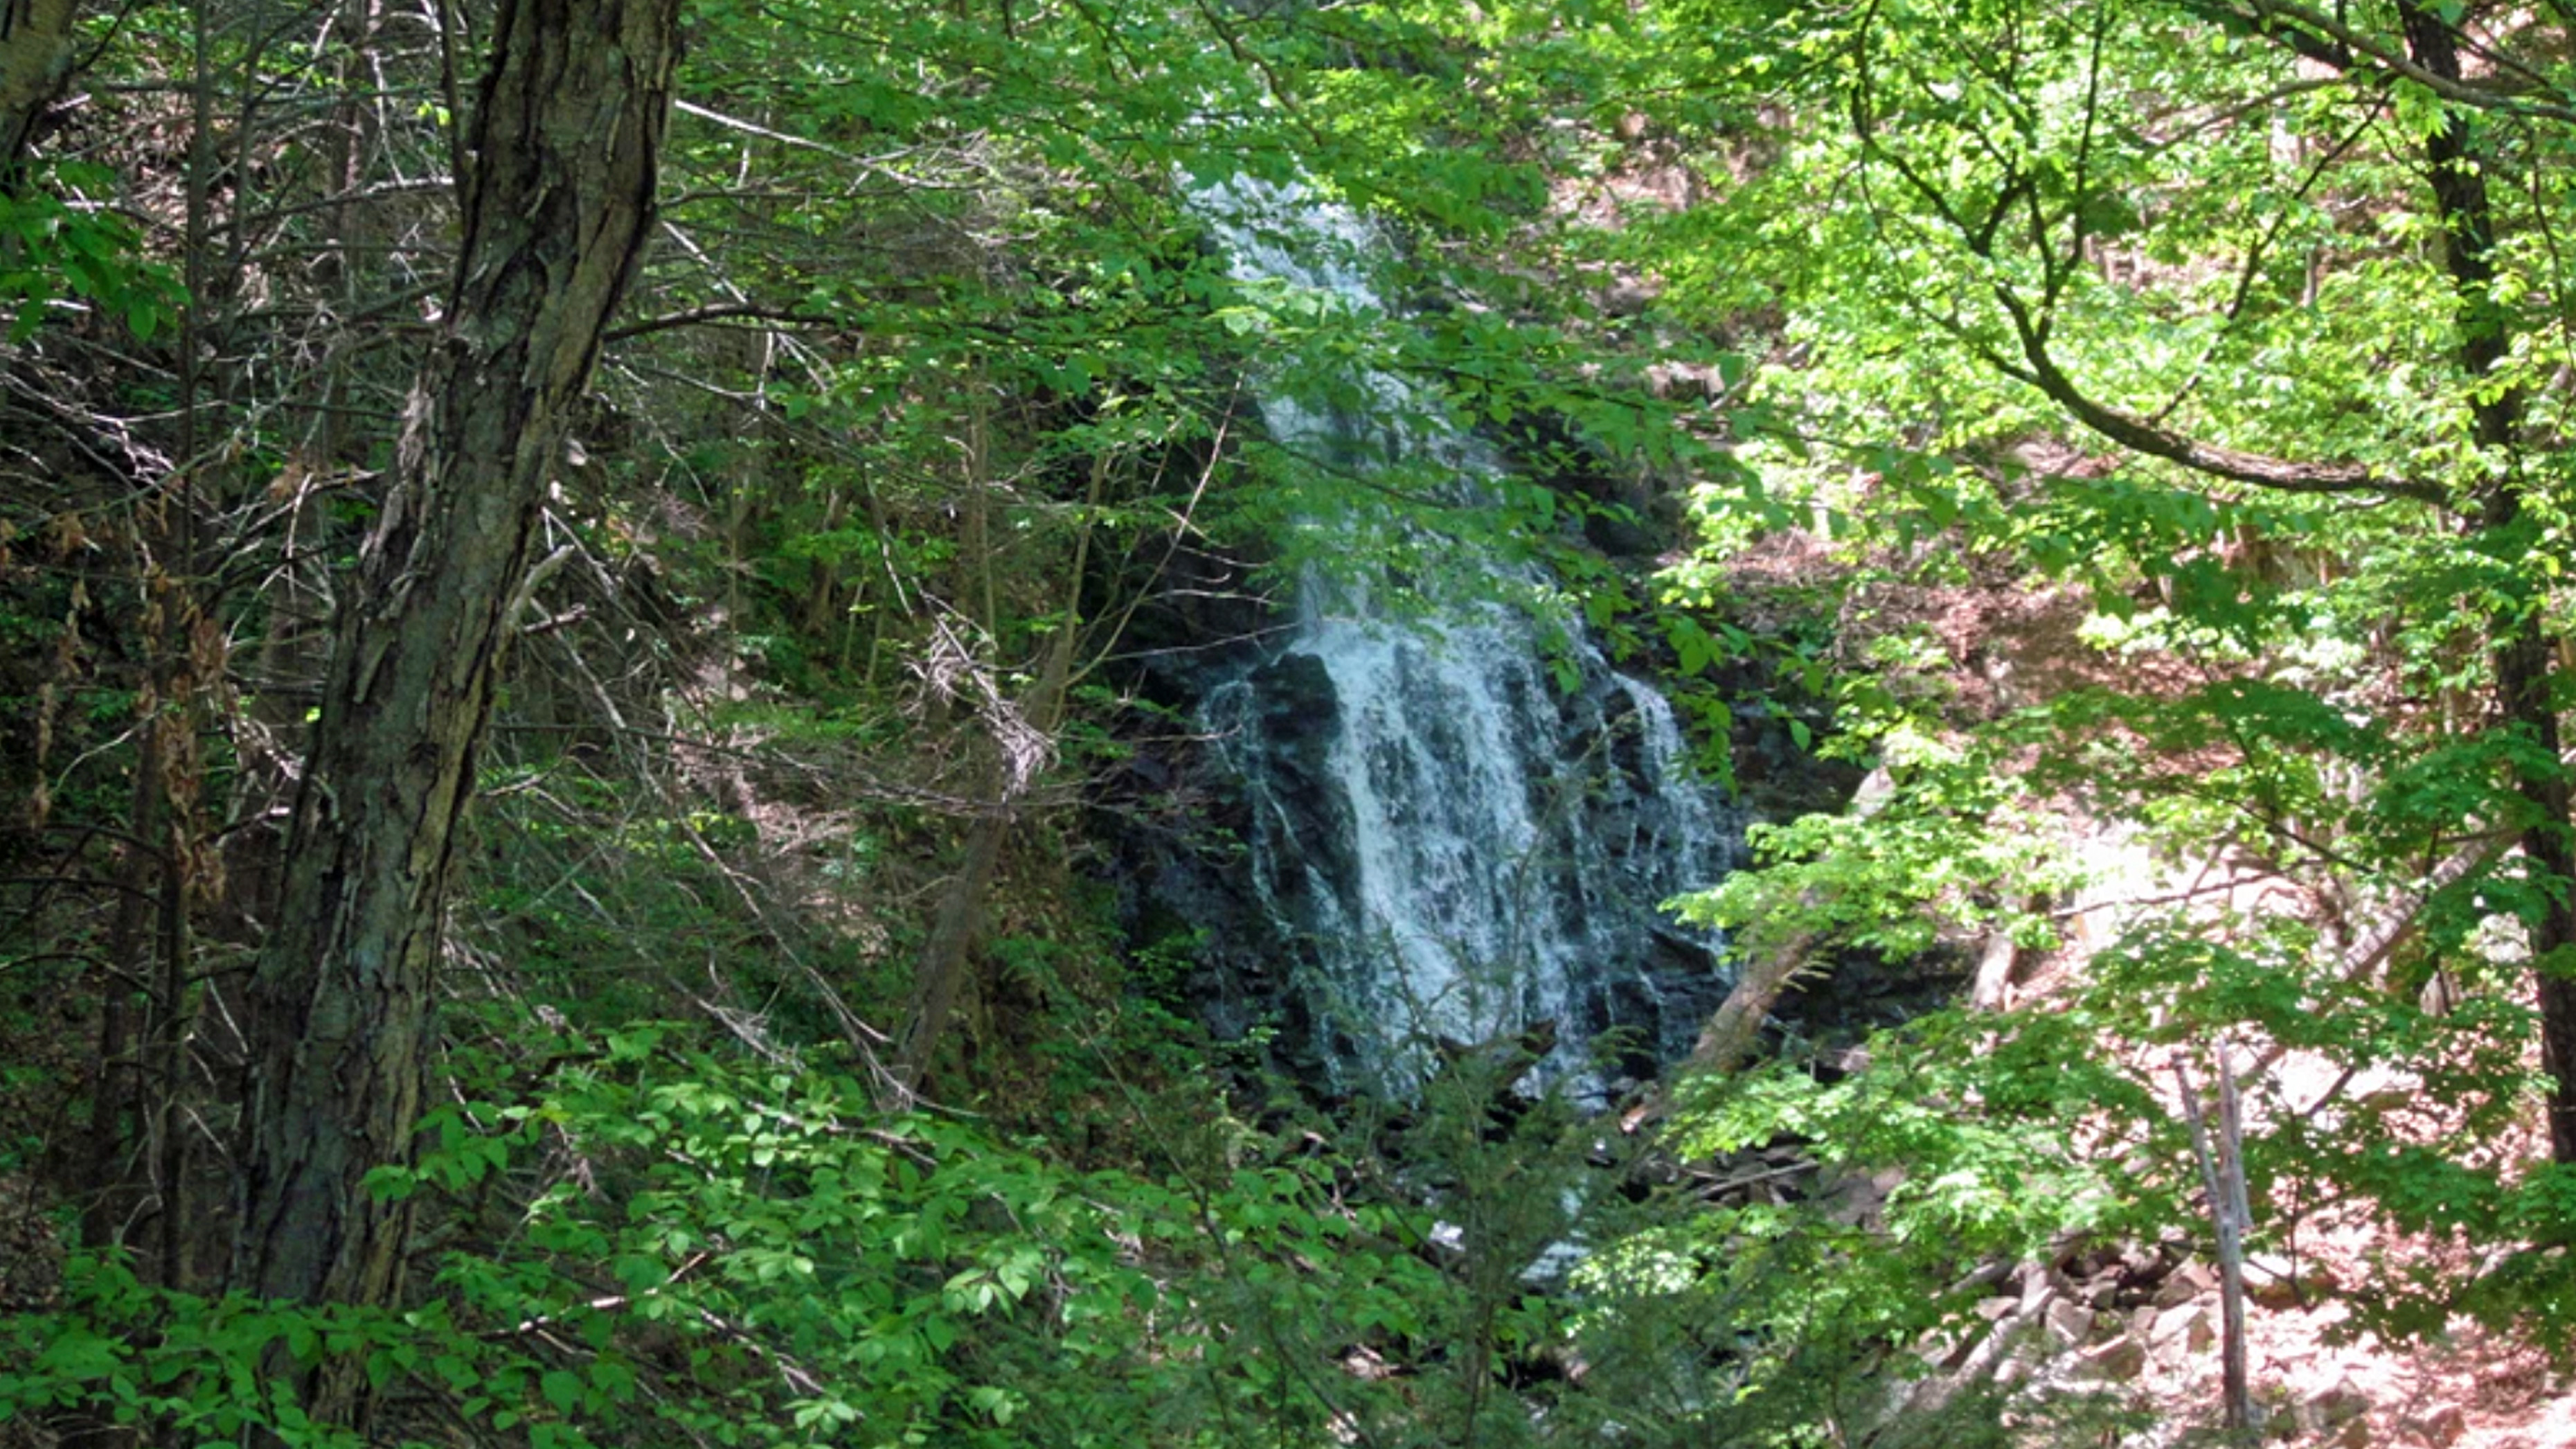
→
(542, 1369, 584, 1413)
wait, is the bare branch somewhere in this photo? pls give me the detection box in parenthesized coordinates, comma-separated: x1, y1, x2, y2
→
(603, 301, 841, 343)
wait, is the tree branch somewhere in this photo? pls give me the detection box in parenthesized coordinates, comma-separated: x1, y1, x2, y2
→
(604, 301, 842, 343)
(1987, 284, 2447, 503)
(2190, 0, 2576, 125)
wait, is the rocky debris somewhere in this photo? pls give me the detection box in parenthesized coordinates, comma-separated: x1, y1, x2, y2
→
(1643, 1174, 2529, 1448)
(1339, 1344, 1399, 1381)
(2152, 1302, 2216, 1360)
(1816, 1163, 1904, 1227)
(2399, 1404, 2467, 1447)
(2045, 1295, 2097, 1346)
(2077, 1333, 2149, 1383)
(2296, 1379, 2371, 1446)
(2305, 1378, 2369, 1426)
(2157, 1256, 2219, 1307)
(1887, 1240, 2204, 1420)
(2248, 1252, 2335, 1308)
(1915, 1239, 2208, 1367)
(2022, 1259, 2073, 1315)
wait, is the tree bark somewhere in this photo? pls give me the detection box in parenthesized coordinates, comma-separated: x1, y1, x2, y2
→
(2178, 1056, 2253, 1433)
(891, 451, 1110, 1097)
(229, 0, 679, 1425)
(1687, 928, 1816, 1078)
(892, 619, 1075, 1097)
(0, 0, 78, 187)
(2397, 1, 2576, 1164)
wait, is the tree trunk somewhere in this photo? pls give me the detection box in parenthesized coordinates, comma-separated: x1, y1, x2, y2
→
(892, 618, 1077, 1096)
(0, 0, 78, 186)
(2178, 1056, 2253, 1434)
(229, 0, 679, 1426)
(2399, 2, 2576, 1163)
(891, 452, 1109, 1097)
(2498, 619, 2576, 1162)
(894, 774, 1010, 1096)
(1686, 928, 1815, 1078)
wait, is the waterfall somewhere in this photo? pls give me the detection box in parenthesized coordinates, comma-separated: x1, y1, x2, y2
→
(1195, 178, 1742, 1097)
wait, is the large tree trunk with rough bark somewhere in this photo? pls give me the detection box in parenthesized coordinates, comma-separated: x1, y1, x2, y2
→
(229, 0, 679, 1426)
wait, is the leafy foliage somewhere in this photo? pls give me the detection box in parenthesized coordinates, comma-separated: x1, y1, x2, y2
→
(10, 0, 2576, 1442)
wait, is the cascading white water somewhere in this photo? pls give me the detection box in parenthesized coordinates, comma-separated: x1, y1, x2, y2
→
(1197, 178, 1742, 1096)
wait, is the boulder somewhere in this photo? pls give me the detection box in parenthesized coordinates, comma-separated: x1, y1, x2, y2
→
(2152, 1302, 2215, 1358)
(2300, 1378, 2369, 1434)
(2155, 1257, 2217, 1308)
(2399, 1404, 2466, 1448)
(2043, 1295, 2101, 1346)
(2076, 1334, 2147, 1383)
(2020, 1261, 2070, 1315)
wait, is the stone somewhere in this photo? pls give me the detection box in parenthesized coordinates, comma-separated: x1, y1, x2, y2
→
(1951, 1314, 2032, 1383)
(2021, 1262, 2068, 1315)
(2156, 1257, 2218, 1307)
(2399, 1404, 2465, 1448)
(2077, 1334, 2147, 1383)
(2152, 1303, 2215, 1357)
(2301, 1379, 2369, 1434)
(2045, 1295, 2095, 1346)
(1974, 1295, 2018, 1322)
